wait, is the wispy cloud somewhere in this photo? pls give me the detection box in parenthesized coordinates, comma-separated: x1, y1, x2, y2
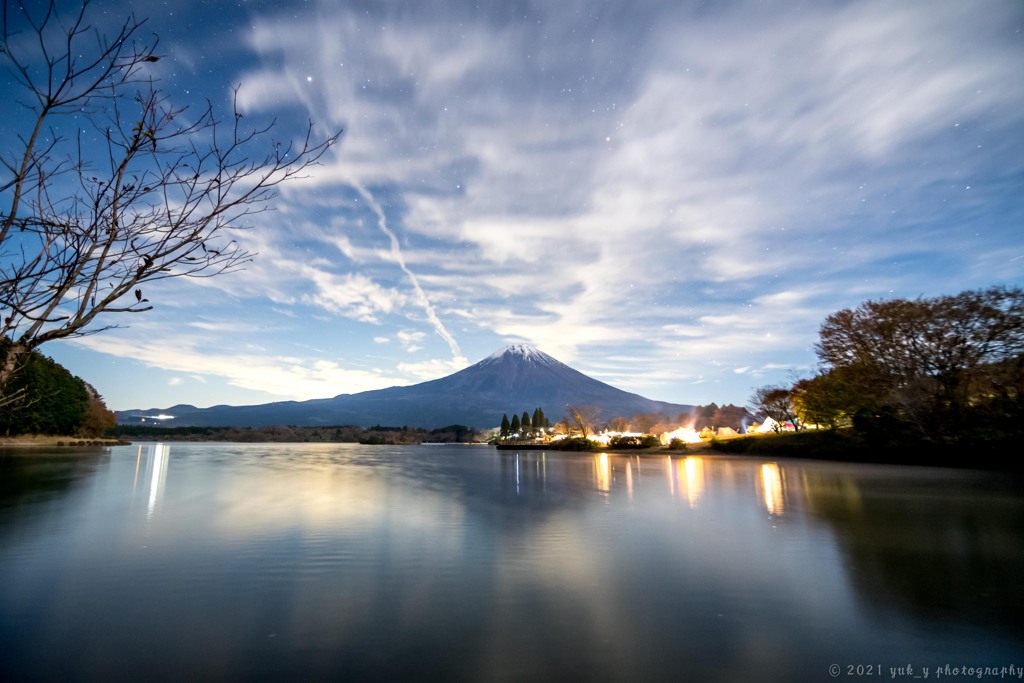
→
(45, 0, 1024, 410)
(299, 267, 406, 323)
(73, 332, 408, 403)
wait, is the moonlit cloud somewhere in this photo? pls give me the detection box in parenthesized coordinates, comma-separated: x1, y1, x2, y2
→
(75, 333, 407, 401)
(31, 0, 1024, 413)
(300, 268, 405, 323)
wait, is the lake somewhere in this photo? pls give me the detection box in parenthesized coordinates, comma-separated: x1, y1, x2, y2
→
(1, 443, 1022, 682)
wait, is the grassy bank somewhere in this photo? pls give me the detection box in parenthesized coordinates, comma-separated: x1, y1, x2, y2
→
(0, 435, 126, 449)
(707, 429, 1019, 471)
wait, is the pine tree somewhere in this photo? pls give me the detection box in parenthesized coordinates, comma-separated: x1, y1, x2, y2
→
(510, 414, 520, 435)
(532, 408, 542, 432)
(521, 411, 532, 434)
(500, 414, 510, 439)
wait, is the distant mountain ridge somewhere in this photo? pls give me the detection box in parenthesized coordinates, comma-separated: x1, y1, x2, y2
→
(117, 344, 694, 429)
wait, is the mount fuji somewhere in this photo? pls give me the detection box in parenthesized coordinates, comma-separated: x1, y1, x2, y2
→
(118, 344, 694, 429)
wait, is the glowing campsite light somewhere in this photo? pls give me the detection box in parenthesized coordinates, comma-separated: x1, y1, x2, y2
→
(659, 427, 703, 445)
(139, 413, 176, 422)
(755, 417, 795, 433)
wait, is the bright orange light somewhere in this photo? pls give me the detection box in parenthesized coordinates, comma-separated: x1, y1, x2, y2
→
(659, 427, 702, 444)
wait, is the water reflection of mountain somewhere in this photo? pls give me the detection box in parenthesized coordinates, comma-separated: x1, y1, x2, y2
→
(798, 466, 1024, 636)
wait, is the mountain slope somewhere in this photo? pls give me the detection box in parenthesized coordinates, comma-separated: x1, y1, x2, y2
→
(118, 344, 693, 428)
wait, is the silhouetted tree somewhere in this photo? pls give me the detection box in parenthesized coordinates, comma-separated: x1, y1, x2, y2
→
(532, 407, 546, 432)
(630, 412, 660, 434)
(695, 403, 718, 428)
(710, 404, 748, 430)
(791, 366, 873, 430)
(428, 424, 477, 442)
(0, 344, 88, 435)
(0, 1, 340, 400)
(749, 385, 799, 432)
(816, 286, 1024, 430)
(566, 404, 600, 438)
(607, 416, 630, 432)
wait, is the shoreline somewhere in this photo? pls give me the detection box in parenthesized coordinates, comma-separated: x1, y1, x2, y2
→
(497, 440, 716, 455)
(0, 435, 127, 449)
(1, 436, 1016, 472)
(1, 434, 719, 453)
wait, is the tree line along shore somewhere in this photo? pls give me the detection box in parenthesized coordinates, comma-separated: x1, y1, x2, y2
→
(3, 286, 1022, 473)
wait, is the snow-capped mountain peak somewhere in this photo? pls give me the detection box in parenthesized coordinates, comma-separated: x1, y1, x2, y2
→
(486, 344, 555, 365)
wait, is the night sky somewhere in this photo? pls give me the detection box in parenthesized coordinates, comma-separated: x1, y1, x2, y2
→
(7, 0, 1023, 414)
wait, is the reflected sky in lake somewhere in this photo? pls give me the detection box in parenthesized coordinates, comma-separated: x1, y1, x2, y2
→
(1, 444, 1021, 682)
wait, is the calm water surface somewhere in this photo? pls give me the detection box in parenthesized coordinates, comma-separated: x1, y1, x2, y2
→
(1, 443, 1021, 682)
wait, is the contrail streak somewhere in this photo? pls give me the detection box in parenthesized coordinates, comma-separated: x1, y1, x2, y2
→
(351, 181, 464, 361)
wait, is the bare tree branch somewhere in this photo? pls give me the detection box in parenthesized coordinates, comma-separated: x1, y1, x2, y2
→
(0, 0, 341, 396)
(565, 404, 601, 439)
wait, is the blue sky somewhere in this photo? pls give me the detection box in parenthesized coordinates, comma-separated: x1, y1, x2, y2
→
(8, 0, 1024, 414)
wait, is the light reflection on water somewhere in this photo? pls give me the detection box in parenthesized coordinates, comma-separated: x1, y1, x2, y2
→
(761, 462, 785, 516)
(1, 443, 1022, 682)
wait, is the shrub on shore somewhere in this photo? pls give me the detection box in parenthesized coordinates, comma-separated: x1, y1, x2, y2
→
(608, 434, 662, 449)
(551, 437, 598, 451)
